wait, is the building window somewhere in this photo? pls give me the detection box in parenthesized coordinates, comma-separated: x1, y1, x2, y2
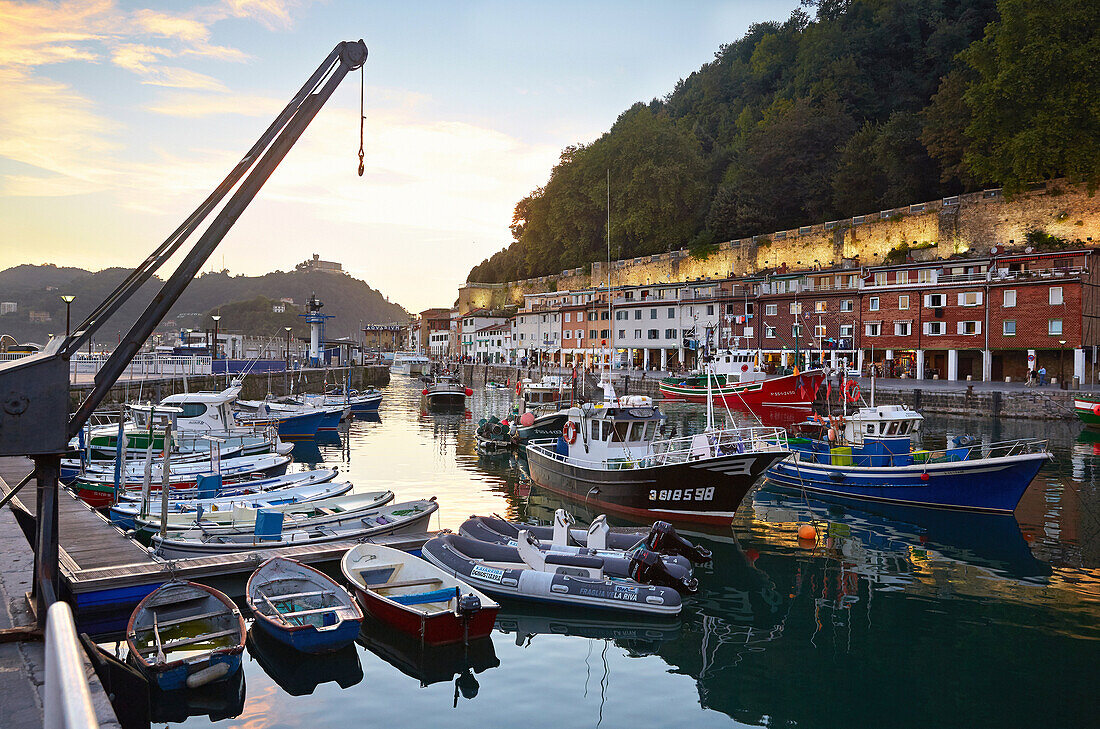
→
(665, 328, 677, 339)
(765, 326, 776, 339)
(958, 321, 981, 335)
(959, 291, 982, 307)
(1003, 320, 1016, 336)
(601, 311, 609, 320)
(726, 304, 735, 314)
(869, 297, 880, 311)
(898, 295, 909, 310)
(650, 309, 658, 319)
(897, 270, 909, 284)
(840, 324, 854, 337)
(746, 303, 754, 315)
(894, 321, 911, 336)
(706, 305, 714, 315)
(792, 324, 804, 338)
(789, 302, 802, 315)
(600, 329, 609, 339)
(1049, 319, 1063, 335)
(765, 304, 778, 316)
(588, 330, 596, 339)
(634, 329, 642, 338)
(840, 299, 853, 312)
(667, 307, 675, 318)
(587, 311, 596, 321)
(874, 272, 888, 285)
(647, 329, 659, 340)
(925, 293, 946, 308)
(917, 269, 933, 284)
(1049, 287, 1063, 305)
(924, 321, 945, 335)
(618, 329, 625, 339)
(1002, 290, 1016, 307)
(815, 324, 827, 338)
(865, 322, 881, 336)
(815, 301, 827, 313)
(634, 310, 641, 320)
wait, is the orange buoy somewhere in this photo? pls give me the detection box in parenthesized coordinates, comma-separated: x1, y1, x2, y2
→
(798, 524, 817, 540)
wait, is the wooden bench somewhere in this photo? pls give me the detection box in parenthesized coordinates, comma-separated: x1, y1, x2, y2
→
(374, 577, 443, 590)
(139, 609, 231, 631)
(139, 628, 239, 656)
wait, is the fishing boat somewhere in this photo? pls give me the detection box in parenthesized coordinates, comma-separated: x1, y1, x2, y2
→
(114, 467, 338, 503)
(125, 581, 246, 691)
(341, 543, 499, 645)
(525, 377, 789, 524)
(474, 416, 514, 453)
(390, 351, 432, 376)
(150, 498, 438, 559)
(420, 532, 684, 615)
(72, 453, 293, 509)
(1072, 393, 1100, 427)
(423, 373, 470, 408)
(246, 557, 363, 653)
(236, 399, 344, 431)
(659, 350, 825, 410)
(134, 489, 395, 539)
(234, 403, 328, 438)
(295, 388, 382, 413)
(459, 509, 713, 563)
(766, 403, 1053, 512)
(109, 472, 349, 531)
(517, 375, 569, 408)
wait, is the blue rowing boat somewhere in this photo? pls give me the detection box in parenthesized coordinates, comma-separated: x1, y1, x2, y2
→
(765, 404, 1052, 513)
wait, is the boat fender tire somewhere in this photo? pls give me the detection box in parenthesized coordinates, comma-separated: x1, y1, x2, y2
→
(827, 471, 845, 483)
(563, 421, 578, 445)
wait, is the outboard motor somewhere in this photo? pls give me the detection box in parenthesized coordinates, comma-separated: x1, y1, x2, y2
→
(457, 593, 482, 618)
(629, 547, 699, 594)
(645, 521, 713, 564)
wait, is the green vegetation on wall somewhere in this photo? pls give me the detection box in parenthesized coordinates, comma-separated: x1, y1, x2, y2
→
(467, 0, 1099, 284)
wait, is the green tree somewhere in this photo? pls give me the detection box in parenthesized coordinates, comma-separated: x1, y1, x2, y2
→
(963, 0, 1100, 192)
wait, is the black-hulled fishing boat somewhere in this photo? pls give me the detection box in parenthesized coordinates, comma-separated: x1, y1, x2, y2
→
(525, 378, 789, 525)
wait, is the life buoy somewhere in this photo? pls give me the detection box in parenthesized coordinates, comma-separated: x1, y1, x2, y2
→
(741, 364, 749, 372)
(844, 380, 861, 403)
(516, 380, 522, 396)
(563, 421, 578, 445)
(1091, 403, 1100, 417)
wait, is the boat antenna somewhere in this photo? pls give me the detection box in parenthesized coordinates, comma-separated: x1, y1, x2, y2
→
(602, 168, 614, 401)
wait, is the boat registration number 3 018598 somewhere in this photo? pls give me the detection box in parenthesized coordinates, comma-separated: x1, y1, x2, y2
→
(649, 487, 715, 502)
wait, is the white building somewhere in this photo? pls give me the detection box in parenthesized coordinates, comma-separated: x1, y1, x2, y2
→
(458, 308, 509, 360)
(472, 322, 512, 363)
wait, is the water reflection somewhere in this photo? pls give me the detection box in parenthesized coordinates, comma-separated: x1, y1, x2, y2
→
(247, 628, 363, 696)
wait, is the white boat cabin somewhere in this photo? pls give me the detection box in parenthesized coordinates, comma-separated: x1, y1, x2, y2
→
(706, 350, 767, 384)
(559, 395, 665, 464)
(842, 405, 923, 446)
(131, 386, 243, 433)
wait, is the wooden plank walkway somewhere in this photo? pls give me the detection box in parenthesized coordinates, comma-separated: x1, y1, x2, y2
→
(0, 457, 433, 613)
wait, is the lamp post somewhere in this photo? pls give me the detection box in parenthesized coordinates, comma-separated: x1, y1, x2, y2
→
(60, 295, 75, 338)
(1059, 339, 1067, 386)
(285, 326, 293, 367)
(211, 315, 221, 359)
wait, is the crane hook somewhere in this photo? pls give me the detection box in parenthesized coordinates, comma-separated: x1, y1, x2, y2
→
(357, 65, 365, 177)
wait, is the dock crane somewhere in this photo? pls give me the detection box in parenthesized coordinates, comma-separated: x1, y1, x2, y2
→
(0, 40, 368, 628)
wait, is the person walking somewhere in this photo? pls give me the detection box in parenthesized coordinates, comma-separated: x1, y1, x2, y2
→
(1039, 366, 1048, 386)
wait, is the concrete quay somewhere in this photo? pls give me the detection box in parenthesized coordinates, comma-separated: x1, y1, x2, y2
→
(461, 363, 1088, 420)
(0, 458, 121, 729)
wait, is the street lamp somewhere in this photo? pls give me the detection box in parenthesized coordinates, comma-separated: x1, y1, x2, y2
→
(60, 295, 75, 338)
(211, 315, 221, 359)
(285, 327, 293, 367)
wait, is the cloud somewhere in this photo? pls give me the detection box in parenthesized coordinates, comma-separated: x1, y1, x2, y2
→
(220, 0, 307, 31)
(144, 92, 287, 117)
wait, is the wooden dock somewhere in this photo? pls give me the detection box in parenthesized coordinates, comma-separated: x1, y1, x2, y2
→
(0, 457, 433, 617)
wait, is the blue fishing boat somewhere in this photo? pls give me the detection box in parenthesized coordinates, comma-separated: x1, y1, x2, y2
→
(246, 557, 363, 654)
(236, 404, 327, 438)
(766, 404, 1052, 513)
(126, 581, 246, 691)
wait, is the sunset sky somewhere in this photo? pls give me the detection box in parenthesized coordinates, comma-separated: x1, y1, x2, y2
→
(0, 0, 799, 312)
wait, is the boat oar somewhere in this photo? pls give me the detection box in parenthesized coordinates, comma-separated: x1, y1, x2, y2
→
(153, 613, 165, 664)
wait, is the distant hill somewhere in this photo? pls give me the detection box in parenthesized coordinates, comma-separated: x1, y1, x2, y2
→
(0, 265, 408, 346)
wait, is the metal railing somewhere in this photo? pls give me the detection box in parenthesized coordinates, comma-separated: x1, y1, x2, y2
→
(791, 437, 1050, 467)
(45, 602, 100, 729)
(70, 354, 213, 377)
(530, 425, 788, 469)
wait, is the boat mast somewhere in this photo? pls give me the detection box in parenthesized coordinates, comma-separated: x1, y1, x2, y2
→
(602, 168, 613, 400)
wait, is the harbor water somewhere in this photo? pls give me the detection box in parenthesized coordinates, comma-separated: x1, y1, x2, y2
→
(91, 376, 1099, 728)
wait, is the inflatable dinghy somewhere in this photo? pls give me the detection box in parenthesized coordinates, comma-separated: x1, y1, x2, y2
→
(420, 532, 684, 616)
(461, 509, 713, 564)
(459, 514, 697, 592)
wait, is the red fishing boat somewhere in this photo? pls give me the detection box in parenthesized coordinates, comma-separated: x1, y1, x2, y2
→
(659, 350, 824, 409)
(340, 543, 499, 646)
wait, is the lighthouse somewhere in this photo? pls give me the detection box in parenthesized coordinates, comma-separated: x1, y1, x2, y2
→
(301, 293, 333, 367)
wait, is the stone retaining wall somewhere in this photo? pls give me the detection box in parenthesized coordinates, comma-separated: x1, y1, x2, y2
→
(69, 365, 390, 409)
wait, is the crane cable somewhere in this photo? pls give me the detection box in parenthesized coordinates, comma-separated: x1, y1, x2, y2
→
(357, 65, 366, 176)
